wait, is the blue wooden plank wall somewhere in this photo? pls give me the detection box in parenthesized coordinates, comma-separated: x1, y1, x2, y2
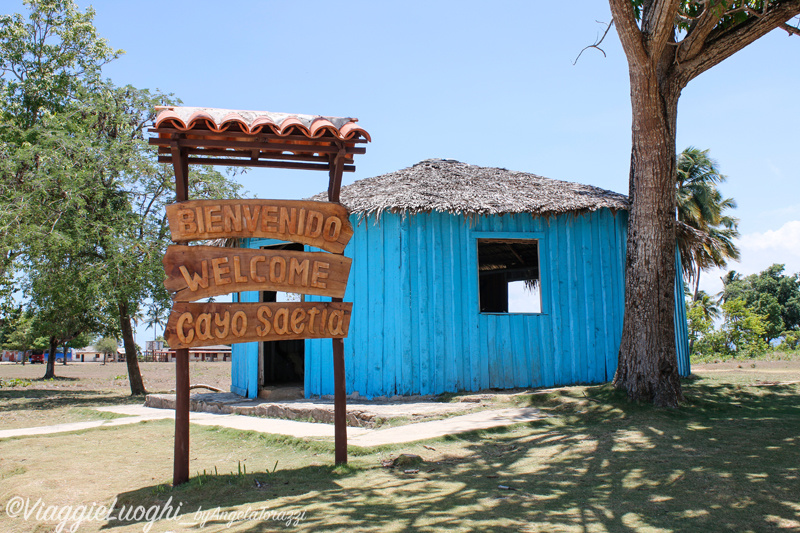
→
(234, 209, 691, 398)
(230, 267, 261, 398)
(306, 208, 632, 398)
(674, 253, 691, 377)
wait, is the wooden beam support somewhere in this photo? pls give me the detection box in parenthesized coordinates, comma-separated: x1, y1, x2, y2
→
(328, 140, 348, 465)
(332, 334, 347, 465)
(173, 348, 190, 485)
(157, 146, 354, 165)
(170, 139, 189, 201)
(169, 138, 191, 487)
(328, 143, 346, 204)
(157, 156, 356, 172)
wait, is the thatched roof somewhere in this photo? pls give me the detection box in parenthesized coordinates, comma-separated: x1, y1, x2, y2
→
(311, 159, 628, 218)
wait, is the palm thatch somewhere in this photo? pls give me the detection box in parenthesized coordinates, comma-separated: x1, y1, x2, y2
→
(311, 159, 629, 219)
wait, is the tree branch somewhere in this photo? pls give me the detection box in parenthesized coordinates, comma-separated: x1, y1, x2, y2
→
(678, 1, 800, 82)
(678, 0, 727, 62)
(780, 21, 800, 35)
(609, 0, 650, 65)
(574, 20, 615, 64)
(642, 0, 682, 59)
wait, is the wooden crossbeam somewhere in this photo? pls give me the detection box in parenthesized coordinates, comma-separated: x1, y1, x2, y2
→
(156, 147, 354, 164)
(156, 156, 356, 172)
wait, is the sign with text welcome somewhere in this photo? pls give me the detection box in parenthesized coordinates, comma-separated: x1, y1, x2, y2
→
(166, 199, 353, 253)
(163, 245, 351, 302)
(164, 302, 352, 349)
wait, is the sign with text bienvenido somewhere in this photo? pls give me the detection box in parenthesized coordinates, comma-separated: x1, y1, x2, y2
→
(166, 199, 353, 254)
(163, 199, 353, 350)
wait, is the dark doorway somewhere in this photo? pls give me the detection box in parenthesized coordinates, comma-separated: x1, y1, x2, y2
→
(261, 243, 305, 386)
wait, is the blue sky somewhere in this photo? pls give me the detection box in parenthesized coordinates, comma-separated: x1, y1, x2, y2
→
(5, 0, 798, 344)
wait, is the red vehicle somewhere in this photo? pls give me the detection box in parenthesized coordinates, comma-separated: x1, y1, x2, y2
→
(29, 352, 45, 364)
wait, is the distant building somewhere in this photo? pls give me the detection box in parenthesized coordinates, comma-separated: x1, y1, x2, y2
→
(154, 345, 231, 363)
(74, 346, 123, 362)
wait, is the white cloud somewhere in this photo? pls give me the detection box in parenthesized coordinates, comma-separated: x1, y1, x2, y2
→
(738, 220, 800, 255)
(698, 220, 800, 297)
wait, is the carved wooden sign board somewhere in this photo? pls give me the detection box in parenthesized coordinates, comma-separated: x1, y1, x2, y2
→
(163, 199, 353, 350)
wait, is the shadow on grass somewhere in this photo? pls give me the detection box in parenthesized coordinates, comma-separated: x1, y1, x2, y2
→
(111, 380, 800, 532)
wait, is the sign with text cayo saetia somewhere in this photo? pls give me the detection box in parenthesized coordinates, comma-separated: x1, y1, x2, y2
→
(166, 199, 353, 254)
(163, 245, 352, 302)
(163, 302, 352, 349)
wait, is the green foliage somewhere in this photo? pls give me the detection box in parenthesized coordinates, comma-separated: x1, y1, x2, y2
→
(690, 295, 772, 360)
(1, 310, 47, 351)
(687, 303, 712, 350)
(95, 336, 117, 355)
(722, 264, 800, 343)
(778, 330, 800, 351)
(0, 377, 31, 388)
(1, 1, 242, 385)
(0, 0, 122, 128)
(719, 298, 768, 357)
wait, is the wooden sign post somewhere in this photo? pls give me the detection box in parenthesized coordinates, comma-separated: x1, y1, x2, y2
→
(152, 106, 369, 486)
(163, 199, 355, 482)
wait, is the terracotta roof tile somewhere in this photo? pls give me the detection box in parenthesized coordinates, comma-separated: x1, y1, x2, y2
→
(154, 106, 370, 141)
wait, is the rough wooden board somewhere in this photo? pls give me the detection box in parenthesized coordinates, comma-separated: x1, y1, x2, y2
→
(164, 301, 352, 349)
(166, 199, 353, 254)
(163, 245, 351, 301)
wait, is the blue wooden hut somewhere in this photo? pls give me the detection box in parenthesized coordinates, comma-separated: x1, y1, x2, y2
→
(232, 159, 690, 398)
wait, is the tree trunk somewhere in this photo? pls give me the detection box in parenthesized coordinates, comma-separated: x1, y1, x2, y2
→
(692, 263, 702, 302)
(62, 341, 68, 365)
(613, 69, 685, 407)
(119, 300, 146, 395)
(43, 337, 58, 379)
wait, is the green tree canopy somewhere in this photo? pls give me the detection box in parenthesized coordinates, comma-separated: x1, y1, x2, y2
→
(722, 264, 800, 343)
(1, 0, 242, 389)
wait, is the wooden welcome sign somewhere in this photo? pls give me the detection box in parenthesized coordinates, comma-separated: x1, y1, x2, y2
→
(162, 199, 353, 350)
(163, 245, 352, 302)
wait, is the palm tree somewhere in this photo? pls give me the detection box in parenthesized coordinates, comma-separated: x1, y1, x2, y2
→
(144, 302, 169, 359)
(691, 290, 721, 322)
(676, 147, 741, 301)
(688, 289, 722, 353)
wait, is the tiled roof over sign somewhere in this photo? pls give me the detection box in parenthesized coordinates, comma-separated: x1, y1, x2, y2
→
(154, 106, 371, 141)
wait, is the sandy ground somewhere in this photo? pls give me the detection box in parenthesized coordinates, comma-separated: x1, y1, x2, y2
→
(0, 360, 232, 392)
(692, 358, 800, 383)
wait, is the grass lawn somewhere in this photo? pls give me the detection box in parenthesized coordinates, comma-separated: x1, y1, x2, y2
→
(0, 360, 799, 532)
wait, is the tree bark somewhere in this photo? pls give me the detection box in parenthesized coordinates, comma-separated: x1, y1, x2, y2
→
(43, 336, 57, 379)
(692, 263, 702, 302)
(119, 300, 146, 395)
(612, 66, 685, 407)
